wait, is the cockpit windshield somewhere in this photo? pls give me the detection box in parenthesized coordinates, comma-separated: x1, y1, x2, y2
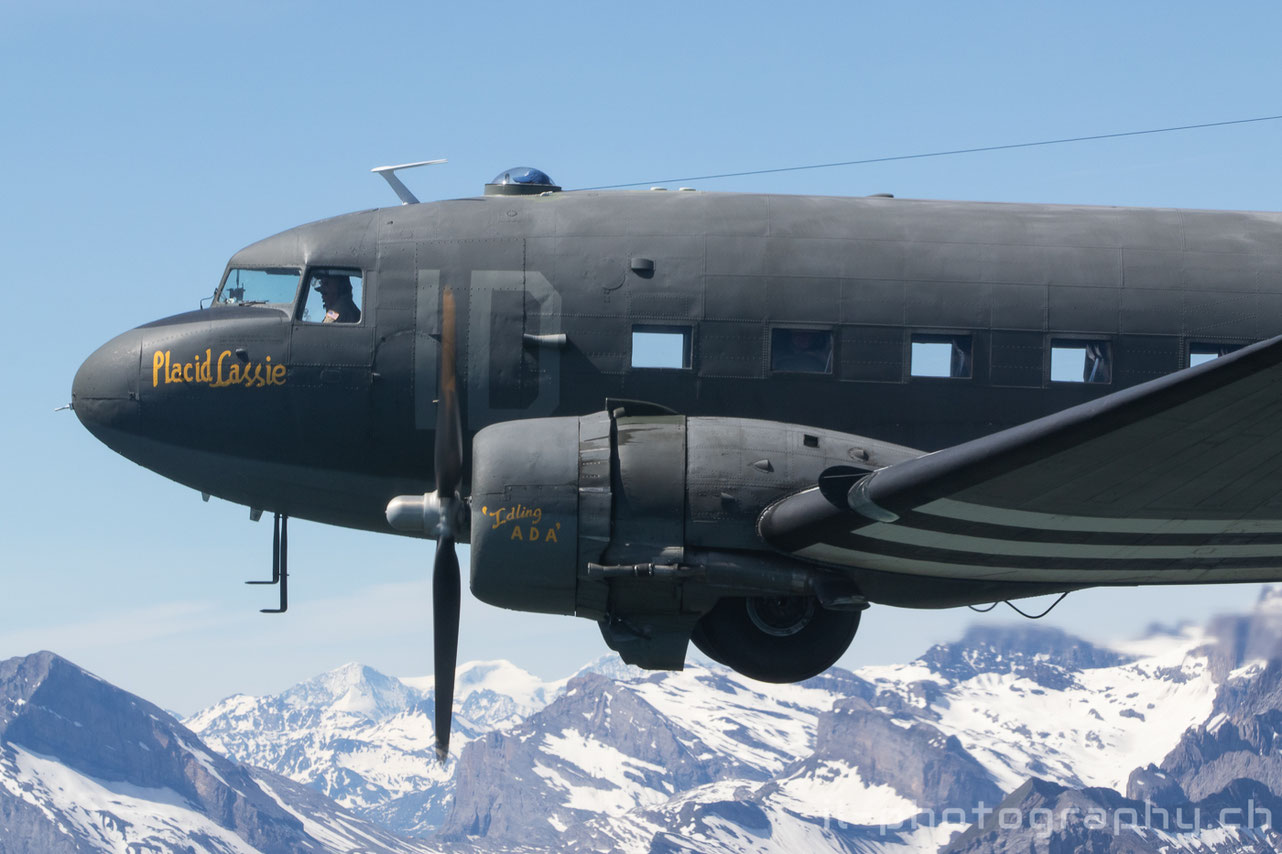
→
(215, 267, 301, 306)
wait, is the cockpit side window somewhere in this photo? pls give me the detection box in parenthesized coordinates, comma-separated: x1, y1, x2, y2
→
(215, 267, 301, 306)
(299, 268, 363, 324)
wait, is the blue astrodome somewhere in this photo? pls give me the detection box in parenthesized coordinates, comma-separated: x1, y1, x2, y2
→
(485, 167, 561, 195)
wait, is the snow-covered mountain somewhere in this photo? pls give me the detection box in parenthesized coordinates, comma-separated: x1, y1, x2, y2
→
(15, 589, 1282, 852)
(179, 592, 1282, 852)
(431, 623, 1229, 852)
(185, 659, 566, 835)
(0, 651, 437, 853)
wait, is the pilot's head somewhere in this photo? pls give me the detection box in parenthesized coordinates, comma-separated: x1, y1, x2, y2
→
(314, 274, 352, 309)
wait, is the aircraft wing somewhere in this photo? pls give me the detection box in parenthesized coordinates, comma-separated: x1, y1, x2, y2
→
(760, 333, 1282, 586)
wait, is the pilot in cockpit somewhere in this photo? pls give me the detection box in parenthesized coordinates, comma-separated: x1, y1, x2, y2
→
(314, 273, 361, 324)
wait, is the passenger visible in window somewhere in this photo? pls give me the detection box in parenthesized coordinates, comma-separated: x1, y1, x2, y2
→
(1189, 343, 1243, 367)
(950, 338, 973, 379)
(315, 273, 361, 324)
(911, 333, 971, 378)
(1084, 343, 1110, 383)
(772, 329, 832, 373)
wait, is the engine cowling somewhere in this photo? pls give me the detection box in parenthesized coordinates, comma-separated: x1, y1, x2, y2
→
(468, 408, 884, 676)
(468, 416, 582, 615)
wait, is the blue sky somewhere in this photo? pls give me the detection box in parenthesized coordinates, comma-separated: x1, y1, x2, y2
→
(3, 2, 1282, 713)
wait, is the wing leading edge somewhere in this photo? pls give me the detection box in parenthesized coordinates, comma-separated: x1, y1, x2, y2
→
(760, 333, 1282, 586)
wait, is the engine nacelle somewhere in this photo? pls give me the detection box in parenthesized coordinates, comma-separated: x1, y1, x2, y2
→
(469, 416, 581, 615)
(469, 407, 897, 673)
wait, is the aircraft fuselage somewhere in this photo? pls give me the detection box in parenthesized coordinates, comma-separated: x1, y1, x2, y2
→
(74, 190, 1282, 534)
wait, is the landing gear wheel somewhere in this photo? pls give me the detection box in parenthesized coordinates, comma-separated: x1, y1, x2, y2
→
(691, 595, 860, 683)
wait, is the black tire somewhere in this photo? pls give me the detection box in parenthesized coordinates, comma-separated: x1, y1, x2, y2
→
(690, 595, 860, 683)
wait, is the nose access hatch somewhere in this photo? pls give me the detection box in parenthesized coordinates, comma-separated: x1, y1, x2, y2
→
(484, 167, 560, 196)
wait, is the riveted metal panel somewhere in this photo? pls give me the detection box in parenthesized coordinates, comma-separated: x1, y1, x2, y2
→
(706, 236, 767, 278)
(766, 278, 840, 322)
(412, 269, 439, 430)
(569, 322, 630, 375)
(847, 240, 910, 280)
(980, 245, 1122, 287)
(1112, 207, 1185, 250)
(902, 243, 985, 284)
(1049, 285, 1121, 334)
(767, 195, 868, 240)
(375, 241, 417, 310)
(764, 238, 858, 278)
(610, 416, 686, 561)
(839, 325, 904, 383)
(467, 267, 563, 426)
(1185, 291, 1275, 338)
(1116, 334, 1181, 385)
(1121, 288, 1182, 334)
(988, 283, 1047, 329)
(629, 291, 702, 321)
(1183, 210, 1282, 254)
(841, 279, 905, 326)
(549, 235, 634, 314)
(705, 275, 767, 321)
(906, 282, 991, 328)
(989, 330, 1044, 388)
(699, 321, 765, 379)
(1015, 205, 1122, 247)
(1123, 249, 1189, 290)
(1181, 251, 1270, 292)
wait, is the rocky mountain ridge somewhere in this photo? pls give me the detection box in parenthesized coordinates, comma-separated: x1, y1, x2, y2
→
(0, 651, 437, 853)
(181, 603, 1261, 851)
(11, 590, 1282, 851)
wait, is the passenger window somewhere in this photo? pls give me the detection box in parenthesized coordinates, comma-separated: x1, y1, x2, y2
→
(1189, 342, 1242, 367)
(300, 269, 363, 324)
(771, 328, 833, 374)
(911, 334, 972, 378)
(632, 326, 690, 369)
(1051, 339, 1111, 383)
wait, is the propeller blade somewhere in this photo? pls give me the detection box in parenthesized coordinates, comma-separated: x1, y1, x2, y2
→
(432, 530, 461, 762)
(435, 288, 463, 498)
(431, 287, 464, 762)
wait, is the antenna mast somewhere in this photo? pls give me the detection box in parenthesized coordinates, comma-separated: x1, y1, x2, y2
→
(371, 158, 447, 205)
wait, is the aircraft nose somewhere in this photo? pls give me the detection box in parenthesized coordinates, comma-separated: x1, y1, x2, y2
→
(72, 329, 143, 439)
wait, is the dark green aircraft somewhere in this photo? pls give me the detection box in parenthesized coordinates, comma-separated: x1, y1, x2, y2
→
(72, 165, 1282, 758)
